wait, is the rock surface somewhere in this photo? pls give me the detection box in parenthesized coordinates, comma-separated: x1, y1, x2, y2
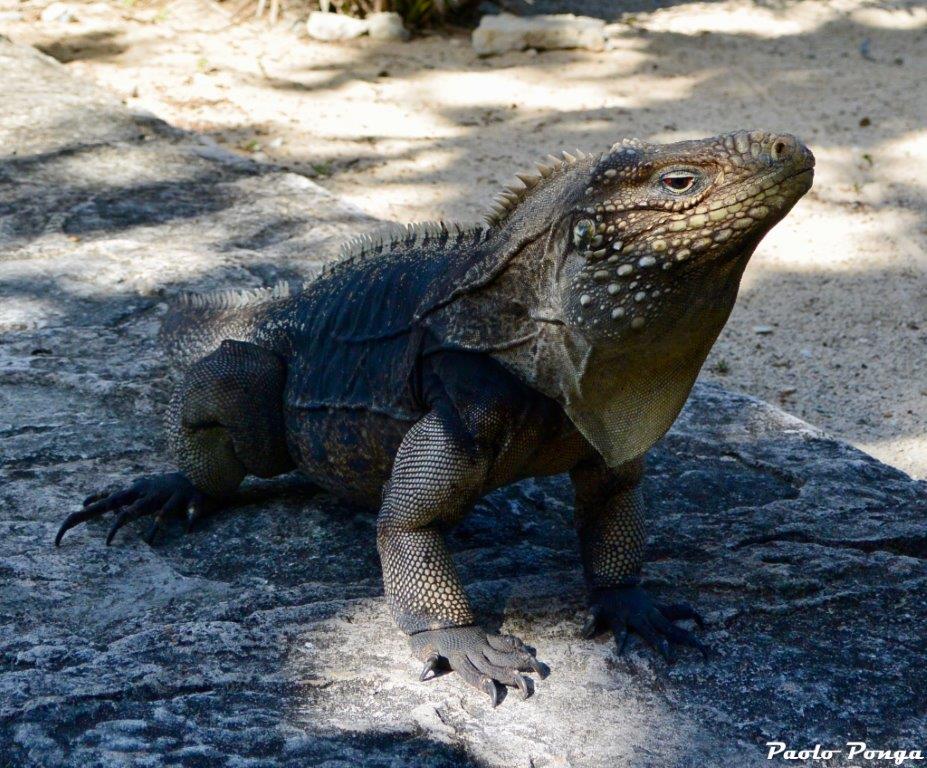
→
(306, 12, 408, 42)
(472, 13, 606, 56)
(367, 12, 410, 42)
(1, 39, 925, 768)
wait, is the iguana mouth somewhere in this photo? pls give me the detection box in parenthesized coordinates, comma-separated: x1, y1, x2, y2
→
(763, 163, 814, 188)
(786, 167, 815, 183)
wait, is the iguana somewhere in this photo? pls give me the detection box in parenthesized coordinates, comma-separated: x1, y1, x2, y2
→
(56, 131, 814, 705)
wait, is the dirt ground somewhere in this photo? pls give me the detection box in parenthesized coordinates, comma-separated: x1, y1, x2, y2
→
(3, 0, 925, 477)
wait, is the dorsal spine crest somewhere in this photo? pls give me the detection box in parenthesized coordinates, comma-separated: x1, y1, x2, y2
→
(483, 148, 593, 226)
(176, 280, 306, 311)
(332, 221, 487, 271)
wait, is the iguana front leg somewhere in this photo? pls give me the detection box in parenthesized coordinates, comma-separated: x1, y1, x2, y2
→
(571, 456, 709, 661)
(377, 410, 546, 706)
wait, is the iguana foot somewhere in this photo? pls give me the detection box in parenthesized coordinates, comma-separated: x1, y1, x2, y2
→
(583, 585, 709, 663)
(410, 626, 548, 707)
(55, 472, 211, 547)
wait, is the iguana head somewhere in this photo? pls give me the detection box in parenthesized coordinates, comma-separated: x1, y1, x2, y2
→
(555, 131, 814, 343)
(484, 131, 813, 348)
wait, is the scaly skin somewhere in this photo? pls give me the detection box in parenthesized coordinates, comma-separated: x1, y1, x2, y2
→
(56, 131, 814, 706)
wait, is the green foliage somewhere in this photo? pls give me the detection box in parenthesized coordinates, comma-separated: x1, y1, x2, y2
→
(391, 0, 437, 26)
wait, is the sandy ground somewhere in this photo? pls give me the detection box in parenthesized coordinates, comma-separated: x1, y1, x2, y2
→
(3, 0, 926, 477)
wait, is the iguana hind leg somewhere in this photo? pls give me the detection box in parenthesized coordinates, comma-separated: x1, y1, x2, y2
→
(56, 339, 294, 546)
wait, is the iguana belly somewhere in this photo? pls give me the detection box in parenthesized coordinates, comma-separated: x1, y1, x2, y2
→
(284, 407, 412, 508)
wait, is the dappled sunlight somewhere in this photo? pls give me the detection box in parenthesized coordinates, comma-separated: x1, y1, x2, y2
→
(279, 601, 709, 766)
(634, 0, 926, 38)
(749, 200, 922, 273)
(850, 4, 927, 30)
(638, 0, 835, 37)
(0, 294, 60, 329)
(859, 435, 927, 476)
(738, 128, 927, 279)
(25, 0, 923, 222)
(4, 14, 926, 766)
(812, 129, 927, 209)
(0, 241, 240, 305)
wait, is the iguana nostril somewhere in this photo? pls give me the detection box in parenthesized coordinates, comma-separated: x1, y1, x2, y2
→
(771, 138, 789, 162)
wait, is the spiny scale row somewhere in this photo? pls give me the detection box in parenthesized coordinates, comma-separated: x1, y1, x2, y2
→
(484, 148, 591, 225)
(337, 221, 487, 263)
(175, 146, 615, 310)
(177, 280, 305, 310)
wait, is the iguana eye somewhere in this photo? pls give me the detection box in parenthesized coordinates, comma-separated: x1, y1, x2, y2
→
(661, 171, 697, 193)
(573, 219, 595, 247)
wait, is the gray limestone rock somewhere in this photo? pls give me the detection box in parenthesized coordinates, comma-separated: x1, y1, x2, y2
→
(306, 12, 372, 41)
(1, 39, 925, 768)
(472, 13, 606, 56)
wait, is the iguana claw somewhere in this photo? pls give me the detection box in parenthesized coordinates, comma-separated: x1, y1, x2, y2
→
(185, 497, 208, 533)
(481, 676, 500, 708)
(615, 626, 629, 655)
(419, 652, 441, 682)
(581, 609, 601, 639)
(513, 672, 530, 699)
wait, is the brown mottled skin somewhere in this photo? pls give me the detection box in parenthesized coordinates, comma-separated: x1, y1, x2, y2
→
(56, 131, 814, 706)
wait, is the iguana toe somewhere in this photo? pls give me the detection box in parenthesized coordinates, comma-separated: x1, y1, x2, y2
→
(56, 472, 205, 547)
(587, 585, 711, 662)
(410, 626, 546, 706)
(485, 633, 527, 654)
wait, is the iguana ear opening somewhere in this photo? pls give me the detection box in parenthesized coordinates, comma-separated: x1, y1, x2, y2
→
(572, 218, 596, 248)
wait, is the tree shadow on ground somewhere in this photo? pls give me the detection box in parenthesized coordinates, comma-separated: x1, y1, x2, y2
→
(482, 0, 926, 20)
(35, 29, 127, 63)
